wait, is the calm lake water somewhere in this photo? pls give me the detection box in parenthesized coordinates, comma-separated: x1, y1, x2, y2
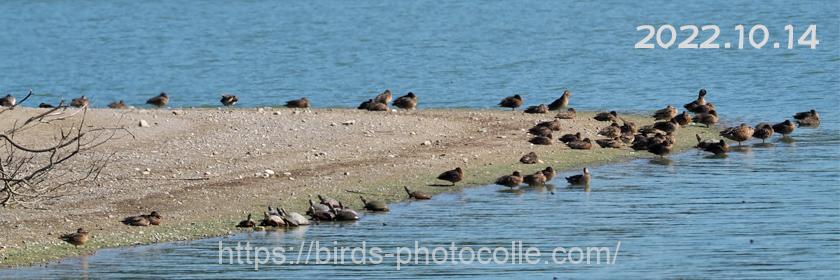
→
(1, 0, 838, 279)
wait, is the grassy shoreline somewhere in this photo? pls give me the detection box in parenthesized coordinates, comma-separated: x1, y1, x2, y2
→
(0, 109, 717, 268)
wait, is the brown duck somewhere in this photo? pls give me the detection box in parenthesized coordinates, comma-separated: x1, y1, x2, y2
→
(220, 94, 239, 106)
(437, 167, 464, 186)
(647, 139, 673, 157)
(524, 104, 549, 114)
(652, 105, 677, 120)
(0, 94, 15, 107)
(520, 152, 538, 164)
(541, 166, 556, 181)
(702, 139, 730, 155)
(146, 92, 169, 107)
(694, 102, 716, 114)
(122, 211, 161, 226)
(496, 171, 524, 188)
(392, 92, 417, 110)
(534, 119, 563, 131)
(720, 123, 754, 145)
(596, 137, 623, 149)
(529, 134, 553, 145)
(559, 132, 581, 143)
(593, 111, 619, 122)
(752, 123, 774, 143)
(565, 167, 590, 185)
(547, 90, 571, 110)
(404, 186, 431, 200)
(286, 97, 310, 108)
(70, 95, 89, 108)
(673, 111, 691, 126)
(692, 110, 719, 127)
(621, 120, 638, 134)
(528, 125, 553, 137)
(39, 103, 54, 108)
(498, 94, 524, 111)
(567, 138, 593, 150)
(367, 101, 389, 111)
(598, 122, 621, 138)
(695, 134, 719, 149)
(523, 171, 547, 186)
(772, 120, 795, 136)
(793, 109, 819, 126)
(236, 213, 256, 228)
(554, 108, 576, 119)
(107, 100, 127, 109)
(651, 118, 680, 134)
(373, 90, 392, 104)
(61, 228, 90, 248)
(683, 89, 708, 113)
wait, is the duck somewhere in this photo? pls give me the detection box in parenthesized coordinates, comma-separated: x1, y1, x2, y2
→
(519, 152, 538, 164)
(694, 102, 716, 114)
(39, 103, 55, 108)
(286, 97, 310, 108)
(596, 137, 623, 149)
(547, 90, 571, 110)
(524, 104, 548, 114)
(567, 138, 593, 150)
(366, 101, 389, 111)
(565, 167, 590, 185)
(651, 118, 679, 134)
(260, 211, 285, 227)
(146, 92, 169, 107)
(107, 100, 127, 109)
(593, 111, 619, 122)
(498, 94, 524, 111)
(692, 110, 719, 127)
(598, 122, 621, 138)
(523, 171, 547, 186)
(647, 139, 673, 157)
(695, 134, 719, 150)
(541, 166, 556, 181)
(752, 123, 774, 143)
(559, 132, 581, 143)
(528, 125, 553, 137)
(236, 213, 256, 228)
(534, 119, 563, 131)
(220, 94, 239, 106)
(529, 134, 553, 145)
(392, 92, 417, 110)
(0, 94, 16, 107)
(793, 109, 819, 126)
(122, 211, 161, 226)
(145, 211, 162, 226)
(631, 134, 652, 151)
(70, 95, 89, 108)
(619, 130, 635, 144)
(683, 89, 708, 113)
(702, 139, 730, 155)
(621, 120, 638, 134)
(60, 228, 89, 248)
(373, 89, 392, 104)
(720, 123, 754, 145)
(436, 167, 464, 186)
(652, 105, 677, 120)
(772, 120, 795, 136)
(404, 186, 431, 200)
(358, 99, 374, 110)
(495, 171, 524, 188)
(673, 111, 692, 126)
(554, 108, 576, 119)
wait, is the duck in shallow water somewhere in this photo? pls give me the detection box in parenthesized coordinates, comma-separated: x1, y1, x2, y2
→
(61, 228, 90, 248)
(146, 92, 169, 107)
(647, 139, 673, 157)
(541, 166, 556, 181)
(752, 123, 774, 143)
(392, 92, 417, 110)
(286, 97, 310, 108)
(523, 171, 547, 186)
(565, 167, 590, 185)
(702, 139, 730, 155)
(547, 90, 571, 110)
(793, 109, 819, 126)
(496, 171, 524, 188)
(695, 134, 719, 150)
(498, 94, 523, 111)
(652, 105, 677, 121)
(524, 104, 549, 114)
(683, 89, 708, 113)
(720, 123, 754, 145)
(220, 94, 239, 106)
(593, 111, 619, 122)
(554, 108, 576, 119)
(520, 152, 539, 164)
(772, 120, 795, 136)
(436, 167, 464, 186)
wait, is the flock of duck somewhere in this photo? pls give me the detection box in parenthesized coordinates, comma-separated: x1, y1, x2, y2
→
(6, 88, 817, 247)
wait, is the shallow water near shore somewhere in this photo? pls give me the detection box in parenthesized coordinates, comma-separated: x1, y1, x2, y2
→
(1, 0, 839, 278)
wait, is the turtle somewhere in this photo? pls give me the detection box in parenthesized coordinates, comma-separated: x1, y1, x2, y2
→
(237, 213, 256, 228)
(220, 94, 239, 106)
(280, 207, 310, 226)
(61, 228, 89, 248)
(695, 134, 719, 150)
(702, 139, 730, 155)
(331, 202, 360, 221)
(404, 186, 431, 200)
(308, 205, 336, 221)
(318, 195, 341, 208)
(146, 92, 169, 107)
(307, 199, 330, 215)
(259, 211, 285, 227)
(360, 196, 389, 212)
(38, 102, 54, 108)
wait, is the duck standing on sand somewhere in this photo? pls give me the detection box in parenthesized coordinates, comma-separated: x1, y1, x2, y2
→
(593, 111, 619, 122)
(70, 95, 89, 108)
(61, 228, 89, 248)
(220, 94, 239, 106)
(753, 123, 774, 143)
(547, 90, 572, 110)
(565, 168, 590, 185)
(520, 152, 538, 164)
(146, 92, 169, 107)
(498, 94, 523, 111)
(286, 97, 310, 108)
(684, 89, 708, 113)
(523, 171, 547, 186)
(496, 171, 524, 188)
(524, 104, 549, 114)
(793, 109, 820, 126)
(236, 213, 256, 228)
(437, 167, 464, 186)
(692, 110, 719, 127)
(652, 105, 677, 121)
(404, 186, 432, 200)
(0, 94, 15, 107)
(720, 123, 754, 145)
(567, 138, 593, 150)
(555, 108, 576, 119)
(392, 92, 417, 110)
(373, 90, 392, 104)
(673, 111, 691, 126)
(772, 120, 796, 136)
(108, 100, 127, 109)
(695, 134, 718, 150)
